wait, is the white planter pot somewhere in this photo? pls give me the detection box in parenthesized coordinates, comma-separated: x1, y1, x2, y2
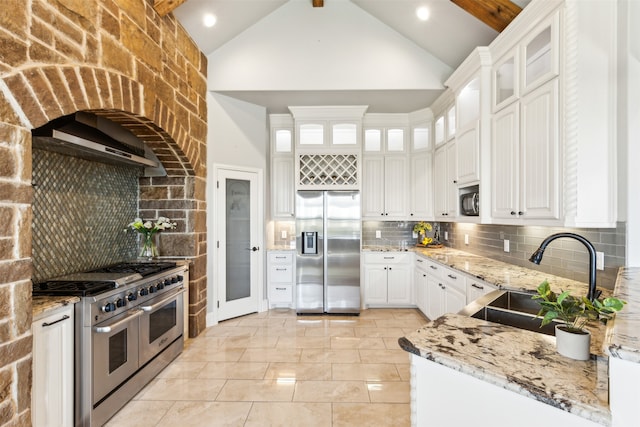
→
(555, 325, 591, 360)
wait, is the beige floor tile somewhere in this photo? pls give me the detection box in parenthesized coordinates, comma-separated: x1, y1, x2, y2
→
(104, 400, 170, 427)
(300, 348, 360, 363)
(293, 380, 369, 403)
(253, 326, 307, 337)
(374, 318, 427, 329)
(304, 326, 355, 337)
(284, 317, 330, 328)
(219, 334, 280, 349)
(239, 347, 302, 363)
(383, 336, 404, 350)
(157, 401, 251, 427)
(276, 335, 331, 349)
(197, 361, 269, 379)
(395, 363, 411, 381)
(204, 326, 258, 337)
(354, 327, 406, 338)
(136, 378, 226, 401)
(186, 336, 227, 348)
(357, 309, 398, 319)
(328, 317, 378, 328)
(155, 361, 207, 379)
(264, 362, 332, 381)
(235, 317, 287, 327)
(359, 349, 411, 364)
(330, 336, 386, 350)
(216, 379, 296, 402)
(245, 402, 332, 427)
(332, 403, 410, 427)
(367, 381, 411, 403)
(332, 363, 402, 382)
(178, 346, 245, 362)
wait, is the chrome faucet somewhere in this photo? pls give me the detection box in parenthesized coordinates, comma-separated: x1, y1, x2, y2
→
(529, 232, 601, 301)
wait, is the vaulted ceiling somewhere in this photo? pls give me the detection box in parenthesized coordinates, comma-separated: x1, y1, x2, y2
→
(172, 0, 531, 113)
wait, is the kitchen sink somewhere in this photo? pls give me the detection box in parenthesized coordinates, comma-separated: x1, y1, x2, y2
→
(459, 289, 558, 336)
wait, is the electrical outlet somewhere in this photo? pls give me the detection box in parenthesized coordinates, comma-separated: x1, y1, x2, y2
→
(444, 231, 448, 241)
(596, 251, 605, 270)
(281, 230, 287, 239)
(376, 230, 381, 239)
(464, 234, 469, 245)
(412, 231, 418, 239)
(504, 239, 510, 252)
(499, 231, 505, 240)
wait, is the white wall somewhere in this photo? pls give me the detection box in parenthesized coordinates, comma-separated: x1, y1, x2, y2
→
(207, 0, 451, 92)
(205, 92, 268, 321)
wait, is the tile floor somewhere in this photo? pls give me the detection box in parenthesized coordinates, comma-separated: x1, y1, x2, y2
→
(106, 308, 428, 426)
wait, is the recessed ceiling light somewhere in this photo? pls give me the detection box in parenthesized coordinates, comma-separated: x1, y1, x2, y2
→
(416, 6, 430, 21)
(203, 14, 217, 28)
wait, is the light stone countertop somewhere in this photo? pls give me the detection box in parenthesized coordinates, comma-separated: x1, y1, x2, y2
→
(604, 267, 640, 363)
(394, 246, 613, 425)
(32, 295, 79, 320)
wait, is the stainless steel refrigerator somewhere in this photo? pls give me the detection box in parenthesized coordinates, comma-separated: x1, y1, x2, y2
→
(296, 191, 361, 314)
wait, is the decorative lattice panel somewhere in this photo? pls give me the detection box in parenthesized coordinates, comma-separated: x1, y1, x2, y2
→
(298, 154, 358, 187)
(32, 149, 140, 282)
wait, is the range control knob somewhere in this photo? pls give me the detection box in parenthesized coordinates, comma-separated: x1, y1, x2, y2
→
(139, 287, 149, 297)
(148, 285, 157, 294)
(116, 298, 126, 308)
(156, 281, 165, 290)
(102, 302, 116, 313)
(176, 275, 183, 283)
(127, 292, 137, 302)
(164, 279, 172, 287)
(171, 276, 178, 284)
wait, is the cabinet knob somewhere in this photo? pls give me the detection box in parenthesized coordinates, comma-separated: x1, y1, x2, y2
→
(510, 211, 516, 215)
(385, 213, 388, 216)
(518, 211, 524, 216)
(453, 180, 457, 184)
(447, 274, 457, 280)
(381, 213, 384, 216)
(410, 213, 414, 216)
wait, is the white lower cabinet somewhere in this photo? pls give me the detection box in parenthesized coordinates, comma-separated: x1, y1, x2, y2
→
(414, 257, 429, 316)
(422, 257, 467, 320)
(466, 278, 497, 303)
(267, 251, 295, 308)
(32, 304, 74, 427)
(363, 252, 412, 307)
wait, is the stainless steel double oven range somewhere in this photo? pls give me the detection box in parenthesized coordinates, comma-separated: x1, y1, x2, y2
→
(33, 261, 188, 426)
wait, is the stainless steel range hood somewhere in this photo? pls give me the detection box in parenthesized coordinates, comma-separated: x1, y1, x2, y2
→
(32, 112, 160, 170)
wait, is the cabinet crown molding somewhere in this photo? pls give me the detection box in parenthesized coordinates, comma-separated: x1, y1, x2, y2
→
(444, 47, 492, 91)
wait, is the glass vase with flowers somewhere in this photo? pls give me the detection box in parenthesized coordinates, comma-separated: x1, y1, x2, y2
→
(126, 217, 176, 259)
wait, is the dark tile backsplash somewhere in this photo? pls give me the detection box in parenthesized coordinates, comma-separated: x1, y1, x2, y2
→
(32, 149, 140, 282)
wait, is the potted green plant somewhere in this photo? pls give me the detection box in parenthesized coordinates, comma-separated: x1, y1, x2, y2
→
(533, 280, 625, 360)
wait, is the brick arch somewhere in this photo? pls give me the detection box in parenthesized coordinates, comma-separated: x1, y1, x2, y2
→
(2, 64, 206, 336)
(2, 65, 201, 178)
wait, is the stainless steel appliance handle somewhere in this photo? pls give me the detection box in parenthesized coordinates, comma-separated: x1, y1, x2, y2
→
(94, 310, 143, 333)
(140, 288, 186, 312)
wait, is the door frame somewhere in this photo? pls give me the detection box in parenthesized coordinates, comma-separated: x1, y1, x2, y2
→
(208, 164, 265, 326)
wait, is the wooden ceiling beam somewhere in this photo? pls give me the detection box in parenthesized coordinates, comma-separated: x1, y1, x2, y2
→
(312, 0, 324, 7)
(450, 0, 522, 32)
(154, 0, 188, 17)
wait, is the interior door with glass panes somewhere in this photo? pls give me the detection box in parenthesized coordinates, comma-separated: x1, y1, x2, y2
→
(216, 168, 261, 321)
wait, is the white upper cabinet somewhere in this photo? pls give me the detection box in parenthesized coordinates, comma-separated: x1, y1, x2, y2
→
(274, 129, 293, 154)
(332, 123, 358, 146)
(446, 105, 456, 140)
(434, 115, 445, 146)
(363, 125, 407, 154)
(362, 155, 409, 219)
(522, 12, 559, 93)
(289, 106, 368, 152)
(298, 122, 325, 146)
(269, 115, 295, 219)
(386, 128, 406, 152)
(412, 125, 430, 152)
(493, 51, 518, 111)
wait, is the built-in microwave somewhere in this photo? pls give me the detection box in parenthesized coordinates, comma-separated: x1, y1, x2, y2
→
(460, 192, 479, 216)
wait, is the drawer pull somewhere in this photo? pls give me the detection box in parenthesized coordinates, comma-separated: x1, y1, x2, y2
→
(42, 314, 70, 327)
(275, 256, 287, 259)
(416, 259, 423, 263)
(429, 265, 437, 270)
(275, 268, 288, 271)
(383, 256, 395, 260)
(439, 283, 446, 289)
(447, 274, 457, 280)
(471, 284, 484, 290)
(275, 287, 287, 291)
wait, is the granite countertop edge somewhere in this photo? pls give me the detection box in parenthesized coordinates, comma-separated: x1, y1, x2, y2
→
(32, 295, 80, 320)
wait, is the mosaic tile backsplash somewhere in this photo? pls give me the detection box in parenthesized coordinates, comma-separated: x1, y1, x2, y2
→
(32, 149, 140, 282)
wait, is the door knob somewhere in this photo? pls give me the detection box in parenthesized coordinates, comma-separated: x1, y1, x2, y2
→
(246, 246, 260, 252)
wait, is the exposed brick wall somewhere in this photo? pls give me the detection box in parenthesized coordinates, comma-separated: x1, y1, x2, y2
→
(0, 0, 208, 424)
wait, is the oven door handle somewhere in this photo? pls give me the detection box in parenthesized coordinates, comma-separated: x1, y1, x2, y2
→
(94, 309, 143, 334)
(140, 288, 186, 313)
